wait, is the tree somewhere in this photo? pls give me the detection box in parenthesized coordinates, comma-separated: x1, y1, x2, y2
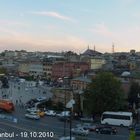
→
(129, 130, 136, 140)
(128, 82, 140, 108)
(84, 72, 125, 115)
(0, 67, 6, 74)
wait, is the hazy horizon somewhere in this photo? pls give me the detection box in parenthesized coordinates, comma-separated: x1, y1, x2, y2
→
(0, 0, 140, 53)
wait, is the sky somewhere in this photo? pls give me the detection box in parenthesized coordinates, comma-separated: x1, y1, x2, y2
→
(0, 0, 140, 53)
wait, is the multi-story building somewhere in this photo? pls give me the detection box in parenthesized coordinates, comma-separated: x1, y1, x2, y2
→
(90, 56, 106, 70)
(18, 61, 44, 78)
(18, 63, 30, 76)
(4, 50, 18, 58)
(29, 62, 44, 77)
(43, 59, 53, 79)
(71, 76, 91, 91)
(52, 62, 89, 80)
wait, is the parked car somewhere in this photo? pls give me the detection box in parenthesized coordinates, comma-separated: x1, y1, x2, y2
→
(26, 99, 38, 104)
(76, 123, 97, 131)
(71, 127, 89, 136)
(134, 124, 140, 136)
(30, 110, 45, 117)
(25, 99, 38, 108)
(56, 111, 70, 117)
(95, 125, 117, 135)
(36, 97, 47, 102)
(26, 107, 40, 113)
(59, 136, 75, 140)
(25, 113, 40, 120)
(45, 110, 56, 116)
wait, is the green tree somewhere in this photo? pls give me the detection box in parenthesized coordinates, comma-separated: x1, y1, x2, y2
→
(84, 72, 125, 114)
(0, 67, 6, 74)
(129, 130, 136, 140)
(128, 82, 140, 108)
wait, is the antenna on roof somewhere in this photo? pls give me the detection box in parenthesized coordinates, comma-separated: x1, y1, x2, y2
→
(88, 45, 89, 50)
(94, 45, 96, 51)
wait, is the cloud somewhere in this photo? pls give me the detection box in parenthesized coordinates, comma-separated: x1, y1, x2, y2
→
(30, 11, 76, 22)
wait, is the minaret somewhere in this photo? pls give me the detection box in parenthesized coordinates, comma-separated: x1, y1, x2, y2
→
(94, 45, 96, 51)
(88, 45, 89, 50)
(112, 43, 115, 53)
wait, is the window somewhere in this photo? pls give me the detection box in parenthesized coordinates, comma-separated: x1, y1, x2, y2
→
(102, 114, 130, 120)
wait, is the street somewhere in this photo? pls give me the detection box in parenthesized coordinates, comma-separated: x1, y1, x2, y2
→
(0, 107, 137, 140)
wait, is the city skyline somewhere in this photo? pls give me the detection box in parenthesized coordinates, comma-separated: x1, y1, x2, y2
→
(0, 0, 140, 53)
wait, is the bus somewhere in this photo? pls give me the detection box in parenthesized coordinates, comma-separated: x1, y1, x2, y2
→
(101, 111, 133, 127)
(0, 99, 15, 112)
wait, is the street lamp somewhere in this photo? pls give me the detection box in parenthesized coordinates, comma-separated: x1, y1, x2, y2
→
(66, 99, 75, 140)
(63, 76, 68, 137)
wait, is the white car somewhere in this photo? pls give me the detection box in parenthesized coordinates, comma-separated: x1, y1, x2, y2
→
(25, 113, 40, 120)
(59, 136, 75, 140)
(56, 111, 70, 117)
(36, 97, 47, 102)
(71, 127, 89, 136)
(45, 110, 56, 116)
(30, 110, 39, 115)
(26, 108, 40, 113)
(76, 123, 96, 131)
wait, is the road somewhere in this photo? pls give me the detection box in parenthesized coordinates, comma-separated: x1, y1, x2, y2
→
(0, 107, 138, 140)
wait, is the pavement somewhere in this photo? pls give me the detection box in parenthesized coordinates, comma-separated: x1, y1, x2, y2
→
(0, 80, 53, 105)
(0, 106, 138, 140)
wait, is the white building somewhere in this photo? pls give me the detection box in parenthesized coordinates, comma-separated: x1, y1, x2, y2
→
(90, 57, 106, 70)
(29, 62, 44, 77)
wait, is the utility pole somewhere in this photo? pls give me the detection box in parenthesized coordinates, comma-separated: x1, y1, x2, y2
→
(70, 108, 72, 140)
(63, 62, 66, 137)
(66, 97, 75, 140)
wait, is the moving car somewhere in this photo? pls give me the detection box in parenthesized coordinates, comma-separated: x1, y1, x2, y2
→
(25, 113, 40, 120)
(71, 127, 89, 136)
(95, 125, 117, 135)
(45, 110, 56, 116)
